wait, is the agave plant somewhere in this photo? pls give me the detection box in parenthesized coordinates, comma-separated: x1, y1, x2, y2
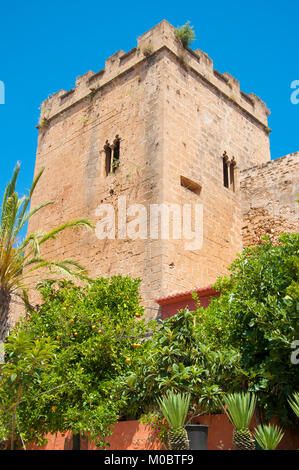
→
(0, 162, 94, 342)
(288, 393, 299, 418)
(157, 392, 190, 450)
(223, 392, 256, 450)
(254, 424, 284, 450)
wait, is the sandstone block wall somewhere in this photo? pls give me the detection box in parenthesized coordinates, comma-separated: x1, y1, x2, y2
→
(155, 23, 271, 298)
(25, 20, 273, 319)
(240, 152, 299, 246)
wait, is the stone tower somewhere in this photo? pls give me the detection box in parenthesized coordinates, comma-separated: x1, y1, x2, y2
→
(27, 20, 273, 317)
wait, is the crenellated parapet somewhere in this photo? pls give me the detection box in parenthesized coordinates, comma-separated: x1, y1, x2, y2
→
(38, 20, 270, 131)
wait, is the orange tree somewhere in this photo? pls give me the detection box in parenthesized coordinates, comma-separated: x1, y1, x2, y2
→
(0, 275, 153, 449)
(196, 234, 299, 425)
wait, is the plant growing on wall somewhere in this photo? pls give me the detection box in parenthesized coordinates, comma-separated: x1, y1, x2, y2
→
(254, 424, 284, 450)
(0, 163, 93, 343)
(0, 276, 152, 449)
(175, 21, 195, 48)
(157, 392, 190, 450)
(223, 393, 256, 450)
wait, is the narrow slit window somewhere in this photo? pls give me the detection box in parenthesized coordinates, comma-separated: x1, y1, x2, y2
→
(230, 161, 235, 192)
(112, 135, 120, 172)
(223, 155, 229, 188)
(104, 141, 112, 176)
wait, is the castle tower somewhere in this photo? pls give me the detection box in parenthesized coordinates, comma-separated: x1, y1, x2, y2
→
(28, 21, 271, 317)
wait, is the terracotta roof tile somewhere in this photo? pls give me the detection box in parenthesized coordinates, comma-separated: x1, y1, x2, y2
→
(155, 285, 217, 305)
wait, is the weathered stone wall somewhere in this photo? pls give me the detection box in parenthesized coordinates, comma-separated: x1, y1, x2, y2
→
(25, 20, 273, 319)
(28, 49, 165, 316)
(154, 23, 271, 298)
(240, 152, 299, 246)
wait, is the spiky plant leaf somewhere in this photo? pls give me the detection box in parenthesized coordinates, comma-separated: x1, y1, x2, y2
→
(255, 424, 284, 450)
(223, 392, 256, 430)
(157, 392, 190, 428)
(288, 393, 299, 418)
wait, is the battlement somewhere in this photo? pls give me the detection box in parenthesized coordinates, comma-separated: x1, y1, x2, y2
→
(39, 20, 270, 131)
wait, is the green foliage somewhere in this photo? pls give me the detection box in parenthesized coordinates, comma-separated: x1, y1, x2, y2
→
(288, 393, 299, 418)
(0, 331, 55, 449)
(254, 424, 284, 450)
(197, 234, 299, 424)
(223, 393, 256, 430)
(0, 276, 152, 448)
(120, 309, 244, 418)
(139, 412, 169, 447)
(157, 392, 190, 429)
(175, 21, 195, 48)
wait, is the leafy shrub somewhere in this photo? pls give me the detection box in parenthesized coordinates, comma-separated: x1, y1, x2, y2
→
(119, 309, 243, 418)
(175, 21, 195, 48)
(197, 234, 299, 425)
(0, 276, 152, 448)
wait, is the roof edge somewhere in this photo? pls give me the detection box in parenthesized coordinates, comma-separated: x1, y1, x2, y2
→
(155, 285, 217, 306)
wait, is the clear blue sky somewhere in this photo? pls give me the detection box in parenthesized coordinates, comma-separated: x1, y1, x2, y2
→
(0, 0, 298, 204)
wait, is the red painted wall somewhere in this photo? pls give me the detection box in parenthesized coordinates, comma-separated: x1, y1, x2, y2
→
(161, 294, 214, 319)
(27, 415, 299, 450)
(155, 287, 219, 320)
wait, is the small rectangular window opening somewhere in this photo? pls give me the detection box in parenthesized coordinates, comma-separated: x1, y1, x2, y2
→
(104, 142, 112, 176)
(223, 156, 229, 188)
(230, 162, 235, 192)
(222, 152, 236, 192)
(104, 135, 120, 177)
(180, 176, 201, 195)
(112, 135, 120, 173)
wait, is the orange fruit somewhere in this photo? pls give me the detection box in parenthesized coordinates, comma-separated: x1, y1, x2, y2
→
(125, 358, 131, 364)
(98, 329, 102, 334)
(51, 406, 57, 412)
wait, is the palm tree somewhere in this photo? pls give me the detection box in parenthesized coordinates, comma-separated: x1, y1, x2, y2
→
(0, 162, 94, 342)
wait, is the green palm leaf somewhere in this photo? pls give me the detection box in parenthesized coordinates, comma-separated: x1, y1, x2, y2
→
(0, 163, 94, 340)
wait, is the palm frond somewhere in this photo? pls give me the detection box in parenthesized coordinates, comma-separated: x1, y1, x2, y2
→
(15, 201, 55, 237)
(16, 167, 45, 226)
(1, 162, 20, 223)
(0, 164, 92, 329)
(38, 219, 94, 245)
